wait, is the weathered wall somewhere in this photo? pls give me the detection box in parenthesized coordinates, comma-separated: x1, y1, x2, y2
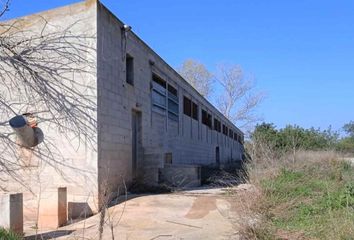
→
(96, 2, 244, 190)
(159, 165, 201, 188)
(0, 0, 98, 226)
(0, 0, 244, 229)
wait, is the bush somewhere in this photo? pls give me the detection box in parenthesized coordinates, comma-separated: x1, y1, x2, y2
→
(243, 148, 354, 240)
(0, 228, 21, 240)
(252, 122, 339, 153)
(336, 137, 354, 154)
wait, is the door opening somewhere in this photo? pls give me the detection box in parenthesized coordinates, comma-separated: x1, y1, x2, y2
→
(132, 110, 142, 178)
(216, 146, 220, 165)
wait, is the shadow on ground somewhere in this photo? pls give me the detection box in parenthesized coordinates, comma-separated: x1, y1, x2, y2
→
(25, 230, 75, 240)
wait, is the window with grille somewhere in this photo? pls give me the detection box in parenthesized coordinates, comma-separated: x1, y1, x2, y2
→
(152, 74, 167, 114)
(167, 84, 179, 121)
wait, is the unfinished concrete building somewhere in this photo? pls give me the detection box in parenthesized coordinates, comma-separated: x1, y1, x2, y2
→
(0, 0, 244, 229)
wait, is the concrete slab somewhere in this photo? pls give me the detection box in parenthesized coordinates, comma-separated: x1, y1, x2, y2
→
(26, 188, 240, 240)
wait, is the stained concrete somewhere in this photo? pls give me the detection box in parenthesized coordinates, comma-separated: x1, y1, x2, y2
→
(25, 187, 242, 240)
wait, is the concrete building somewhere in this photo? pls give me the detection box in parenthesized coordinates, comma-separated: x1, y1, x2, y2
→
(0, 0, 244, 228)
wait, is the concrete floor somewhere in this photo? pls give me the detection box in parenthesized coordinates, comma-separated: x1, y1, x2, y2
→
(25, 187, 241, 240)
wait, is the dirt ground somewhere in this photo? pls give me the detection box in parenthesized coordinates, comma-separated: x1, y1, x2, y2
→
(25, 186, 252, 240)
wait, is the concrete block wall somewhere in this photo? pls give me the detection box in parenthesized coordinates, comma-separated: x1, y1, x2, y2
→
(0, 0, 99, 225)
(0, 0, 245, 227)
(159, 165, 201, 188)
(96, 0, 244, 190)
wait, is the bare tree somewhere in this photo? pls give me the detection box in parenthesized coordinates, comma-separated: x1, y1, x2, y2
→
(177, 59, 213, 99)
(177, 59, 264, 130)
(216, 64, 264, 129)
(0, 11, 97, 190)
(0, 0, 10, 18)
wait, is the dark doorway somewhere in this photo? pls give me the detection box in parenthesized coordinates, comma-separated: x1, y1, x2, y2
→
(132, 110, 142, 177)
(216, 146, 220, 165)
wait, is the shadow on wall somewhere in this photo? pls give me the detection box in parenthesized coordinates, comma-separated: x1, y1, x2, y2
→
(68, 202, 94, 220)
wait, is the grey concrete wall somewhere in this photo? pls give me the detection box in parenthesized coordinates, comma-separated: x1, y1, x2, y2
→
(96, 1, 244, 189)
(0, 0, 244, 225)
(159, 165, 201, 188)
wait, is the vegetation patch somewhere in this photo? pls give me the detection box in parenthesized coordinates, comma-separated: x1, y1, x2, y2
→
(0, 228, 21, 240)
(253, 156, 354, 239)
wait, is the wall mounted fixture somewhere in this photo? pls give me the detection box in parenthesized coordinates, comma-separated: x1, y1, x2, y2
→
(9, 114, 43, 148)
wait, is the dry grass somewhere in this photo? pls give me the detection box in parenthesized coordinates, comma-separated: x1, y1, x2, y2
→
(238, 140, 354, 240)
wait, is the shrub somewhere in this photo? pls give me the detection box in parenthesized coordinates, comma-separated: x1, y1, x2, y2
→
(252, 122, 339, 153)
(0, 228, 21, 240)
(243, 148, 354, 240)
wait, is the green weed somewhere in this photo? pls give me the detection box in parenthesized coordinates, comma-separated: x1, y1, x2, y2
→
(0, 228, 21, 240)
(256, 157, 354, 239)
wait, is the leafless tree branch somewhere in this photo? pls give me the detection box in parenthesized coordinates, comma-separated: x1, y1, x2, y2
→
(0, 16, 97, 189)
(0, 0, 10, 18)
(177, 59, 213, 99)
(216, 64, 265, 130)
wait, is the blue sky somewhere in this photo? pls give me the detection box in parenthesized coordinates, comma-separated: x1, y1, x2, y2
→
(4, 0, 354, 133)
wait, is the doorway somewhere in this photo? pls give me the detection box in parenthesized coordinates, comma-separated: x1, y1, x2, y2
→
(215, 146, 220, 165)
(132, 110, 142, 177)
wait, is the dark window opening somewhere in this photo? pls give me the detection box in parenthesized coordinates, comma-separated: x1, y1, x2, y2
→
(192, 102, 198, 120)
(202, 110, 212, 128)
(126, 54, 134, 85)
(152, 74, 166, 88)
(202, 110, 207, 125)
(207, 113, 212, 128)
(214, 118, 221, 132)
(234, 132, 238, 141)
(183, 96, 192, 117)
(236, 134, 244, 144)
(229, 129, 233, 138)
(165, 152, 172, 164)
(168, 84, 177, 97)
(222, 124, 228, 136)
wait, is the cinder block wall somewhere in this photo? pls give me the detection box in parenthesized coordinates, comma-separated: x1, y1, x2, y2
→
(96, 1, 244, 191)
(0, 0, 99, 225)
(0, 0, 245, 226)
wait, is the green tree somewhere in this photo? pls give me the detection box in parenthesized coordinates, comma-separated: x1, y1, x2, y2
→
(252, 122, 277, 144)
(251, 123, 339, 154)
(343, 121, 354, 138)
(337, 121, 354, 153)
